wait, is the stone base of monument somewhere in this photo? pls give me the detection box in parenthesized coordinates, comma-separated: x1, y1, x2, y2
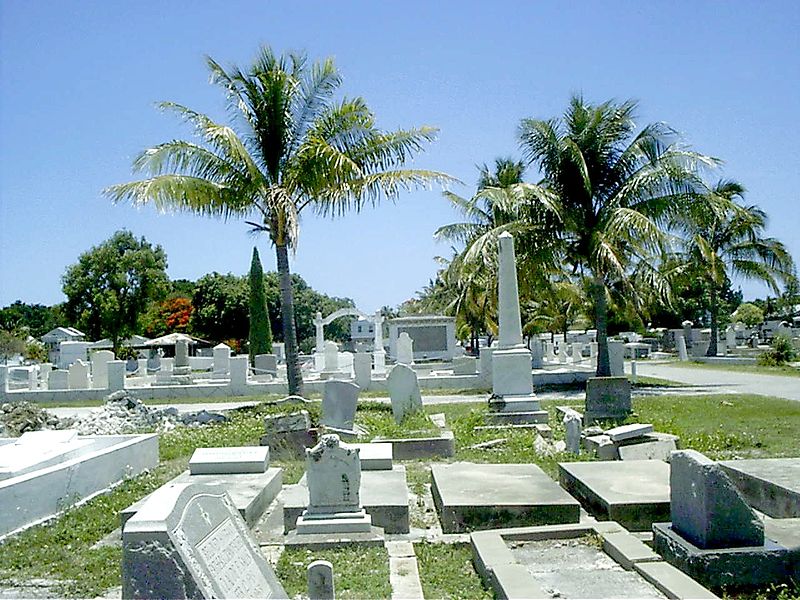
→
(283, 525, 386, 549)
(121, 468, 283, 529)
(282, 465, 409, 534)
(652, 522, 800, 590)
(558, 460, 670, 532)
(484, 410, 550, 425)
(375, 429, 456, 459)
(431, 462, 580, 533)
(154, 370, 194, 386)
(296, 508, 373, 534)
(486, 395, 549, 425)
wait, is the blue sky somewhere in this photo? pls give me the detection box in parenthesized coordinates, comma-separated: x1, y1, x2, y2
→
(1, 1, 798, 313)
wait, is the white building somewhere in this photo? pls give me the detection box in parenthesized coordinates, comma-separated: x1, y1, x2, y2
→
(41, 327, 85, 365)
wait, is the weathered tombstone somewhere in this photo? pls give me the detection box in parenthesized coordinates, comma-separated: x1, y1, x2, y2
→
(585, 377, 631, 424)
(386, 364, 422, 424)
(669, 450, 763, 549)
(323, 341, 339, 371)
(676, 334, 688, 361)
(0, 365, 6, 393)
(725, 325, 736, 352)
(307, 560, 335, 600)
(174, 338, 190, 374)
(261, 410, 314, 459)
(229, 356, 248, 390)
(558, 344, 568, 363)
(563, 411, 581, 454)
(254, 354, 278, 377)
(321, 380, 360, 433)
(91, 350, 115, 389)
(146, 351, 161, 373)
(68, 359, 90, 390)
(352, 353, 372, 389)
(107, 360, 126, 392)
(294, 434, 372, 534)
(452, 355, 477, 375)
(530, 339, 543, 369)
(478, 346, 495, 384)
(607, 340, 624, 376)
(122, 483, 287, 599)
(212, 343, 231, 377)
(396, 332, 414, 365)
(48, 369, 69, 390)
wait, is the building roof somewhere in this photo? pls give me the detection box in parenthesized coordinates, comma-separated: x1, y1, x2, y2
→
(41, 326, 85, 342)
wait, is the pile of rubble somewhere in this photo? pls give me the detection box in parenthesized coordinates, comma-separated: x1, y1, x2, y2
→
(0, 402, 71, 437)
(1, 391, 229, 437)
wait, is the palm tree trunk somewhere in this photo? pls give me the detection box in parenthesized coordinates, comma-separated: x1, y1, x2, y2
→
(706, 286, 719, 357)
(275, 243, 303, 396)
(592, 277, 611, 377)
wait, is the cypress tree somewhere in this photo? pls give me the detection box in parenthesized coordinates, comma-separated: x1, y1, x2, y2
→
(248, 247, 273, 365)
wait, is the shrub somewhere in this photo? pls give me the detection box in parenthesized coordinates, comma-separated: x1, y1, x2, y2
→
(757, 333, 797, 366)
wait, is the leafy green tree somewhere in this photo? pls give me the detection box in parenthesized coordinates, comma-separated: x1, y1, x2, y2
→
(249, 247, 273, 364)
(671, 180, 795, 355)
(731, 302, 765, 328)
(106, 46, 450, 395)
(0, 302, 60, 338)
(517, 96, 712, 375)
(62, 231, 168, 352)
(0, 330, 25, 364)
(191, 273, 249, 344)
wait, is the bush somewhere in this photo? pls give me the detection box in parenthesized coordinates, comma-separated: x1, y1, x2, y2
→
(757, 334, 797, 366)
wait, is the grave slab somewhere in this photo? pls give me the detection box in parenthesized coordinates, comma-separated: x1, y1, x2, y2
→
(633, 561, 718, 599)
(618, 433, 678, 462)
(377, 429, 455, 460)
(122, 468, 283, 529)
(558, 460, 670, 531)
(719, 458, 800, 518)
(122, 483, 287, 599)
(432, 462, 580, 533)
(348, 443, 393, 470)
(189, 446, 269, 475)
(606, 423, 654, 442)
(282, 465, 409, 534)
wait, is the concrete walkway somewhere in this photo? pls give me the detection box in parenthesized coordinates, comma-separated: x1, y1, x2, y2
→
(633, 362, 800, 402)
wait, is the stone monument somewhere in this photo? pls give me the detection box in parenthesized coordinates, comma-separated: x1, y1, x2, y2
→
(396, 332, 414, 365)
(212, 343, 231, 379)
(307, 560, 335, 600)
(488, 232, 547, 423)
(386, 364, 423, 424)
(321, 380, 360, 436)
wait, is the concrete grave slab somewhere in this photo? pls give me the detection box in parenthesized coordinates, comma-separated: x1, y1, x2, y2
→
(432, 462, 580, 533)
(189, 446, 270, 475)
(719, 458, 800, 518)
(606, 423, 654, 442)
(348, 443, 392, 470)
(122, 483, 287, 599)
(618, 433, 679, 462)
(282, 465, 409, 534)
(122, 468, 283, 529)
(558, 460, 670, 531)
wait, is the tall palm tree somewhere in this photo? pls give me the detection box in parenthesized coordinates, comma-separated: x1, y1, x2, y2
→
(106, 46, 450, 394)
(672, 179, 795, 356)
(517, 95, 714, 376)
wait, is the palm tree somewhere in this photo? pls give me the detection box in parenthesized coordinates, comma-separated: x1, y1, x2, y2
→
(106, 46, 451, 394)
(517, 95, 714, 376)
(672, 180, 795, 356)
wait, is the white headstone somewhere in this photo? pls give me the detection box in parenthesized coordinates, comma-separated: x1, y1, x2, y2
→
(306, 434, 362, 513)
(91, 350, 115, 389)
(68, 359, 90, 390)
(107, 360, 126, 391)
(607, 341, 625, 376)
(323, 341, 339, 372)
(353, 353, 372, 389)
(387, 363, 422, 424)
(189, 447, 270, 475)
(725, 325, 736, 352)
(213, 343, 231, 374)
(572, 344, 583, 364)
(229, 356, 248, 390)
(563, 411, 582, 454)
(396, 332, 414, 365)
(676, 334, 689, 361)
(48, 369, 69, 390)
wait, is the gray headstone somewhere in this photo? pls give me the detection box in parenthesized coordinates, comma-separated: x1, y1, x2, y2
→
(306, 434, 361, 514)
(321, 380, 360, 431)
(174, 339, 190, 368)
(189, 447, 270, 475)
(307, 560, 335, 600)
(452, 356, 477, 375)
(353, 353, 372, 388)
(386, 364, 422, 424)
(670, 449, 764, 549)
(122, 483, 287, 599)
(254, 353, 277, 376)
(585, 377, 631, 423)
(48, 369, 69, 390)
(563, 412, 581, 454)
(264, 410, 311, 434)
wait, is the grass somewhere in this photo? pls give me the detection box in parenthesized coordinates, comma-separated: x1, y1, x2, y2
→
(415, 541, 492, 600)
(357, 403, 440, 440)
(276, 545, 391, 599)
(677, 360, 800, 378)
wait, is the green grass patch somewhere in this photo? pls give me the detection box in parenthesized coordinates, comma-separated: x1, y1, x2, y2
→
(276, 545, 390, 599)
(415, 541, 491, 600)
(357, 403, 440, 440)
(679, 361, 800, 378)
(631, 375, 688, 388)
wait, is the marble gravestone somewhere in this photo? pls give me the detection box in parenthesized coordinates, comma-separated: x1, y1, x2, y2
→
(122, 483, 287, 599)
(68, 359, 90, 390)
(294, 434, 372, 534)
(386, 363, 423, 424)
(91, 350, 115, 389)
(396, 332, 414, 365)
(212, 343, 231, 378)
(174, 339, 191, 374)
(321, 380, 360, 433)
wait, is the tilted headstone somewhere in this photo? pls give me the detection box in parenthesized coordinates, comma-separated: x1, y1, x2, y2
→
(676, 334, 688, 361)
(563, 411, 581, 454)
(68, 359, 90, 390)
(91, 350, 115, 389)
(396, 332, 414, 365)
(352, 353, 372, 388)
(321, 380, 360, 432)
(122, 483, 287, 599)
(307, 560, 335, 600)
(386, 363, 422, 424)
(670, 449, 764, 549)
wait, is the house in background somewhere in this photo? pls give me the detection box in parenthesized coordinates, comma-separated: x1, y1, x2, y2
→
(40, 327, 85, 365)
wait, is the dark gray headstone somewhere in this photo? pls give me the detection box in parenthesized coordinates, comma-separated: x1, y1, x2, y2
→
(321, 380, 360, 431)
(670, 450, 764, 549)
(307, 560, 335, 600)
(386, 364, 422, 424)
(255, 354, 278, 376)
(585, 377, 631, 423)
(122, 483, 287, 599)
